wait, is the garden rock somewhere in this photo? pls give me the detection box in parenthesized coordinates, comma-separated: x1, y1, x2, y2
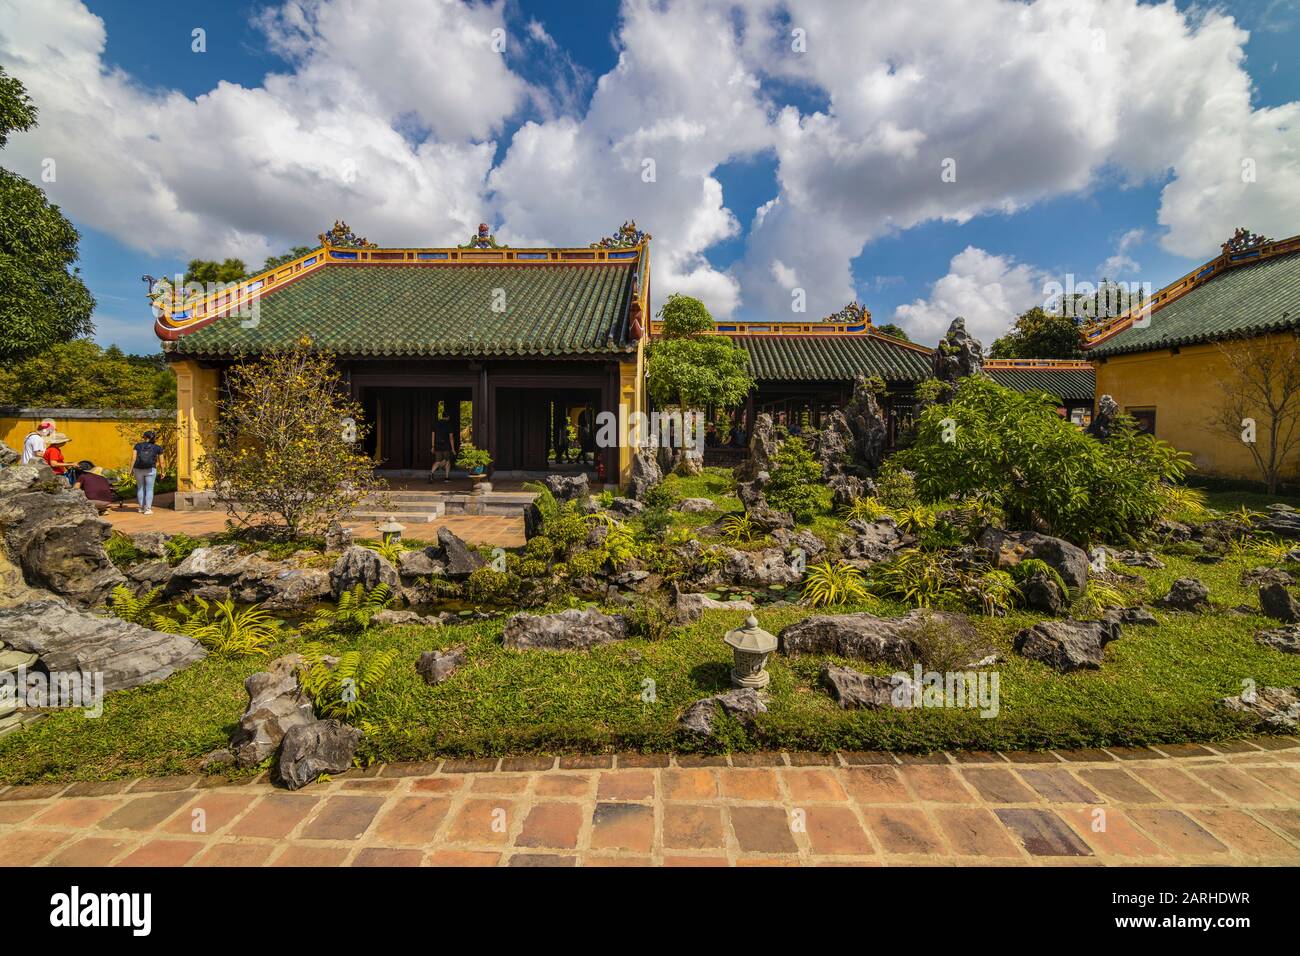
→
(746, 503, 794, 533)
(674, 592, 754, 624)
(0, 549, 38, 607)
(0, 462, 125, 606)
(229, 653, 315, 767)
(842, 377, 890, 474)
(679, 687, 766, 737)
(324, 520, 353, 552)
(828, 473, 864, 510)
(1113, 549, 1164, 569)
(1155, 577, 1210, 612)
(978, 528, 1089, 592)
(821, 663, 914, 710)
(398, 547, 446, 580)
(841, 517, 905, 563)
(1259, 583, 1300, 623)
(437, 527, 486, 579)
(1154, 518, 1193, 541)
(373, 608, 442, 626)
(779, 609, 977, 666)
(608, 497, 646, 517)
(721, 547, 802, 586)
(817, 410, 854, 478)
(129, 531, 169, 558)
(278, 719, 363, 790)
(1019, 571, 1067, 616)
(0, 596, 206, 693)
(416, 645, 467, 685)
(1258, 507, 1300, 540)
(261, 567, 333, 612)
(0, 440, 17, 467)
(1219, 685, 1300, 732)
(735, 475, 768, 510)
(1013, 618, 1121, 672)
(523, 501, 545, 540)
(1256, 624, 1300, 654)
(772, 528, 827, 561)
(677, 497, 714, 514)
(1103, 606, 1159, 627)
(931, 316, 985, 387)
(502, 607, 630, 651)
(329, 545, 401, 598)
(627, 449, 662, 500)
(543, 473, 589, 502)
(735, 414, 779, 484)
(1243, 567, 1295, 589)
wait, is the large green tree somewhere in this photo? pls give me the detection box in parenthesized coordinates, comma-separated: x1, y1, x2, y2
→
(646, 294, 754, 411)
(989, 306, 1084, 359)
(874, 322, 911, 342)
(0, 340, 175, 409)
(0, 66, 95, 362)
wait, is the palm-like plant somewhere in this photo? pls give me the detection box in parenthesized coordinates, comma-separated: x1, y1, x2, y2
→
(364, 537, 406, 564)
(966, 569, 1017, 616)
(874, 549, 951, 607)
(1073, 580, 1128, 617)
(153, 596, 283, 656)
(843, 496, 890, 522)
(802, 560, 870, 607)
(894, 503, 937, 535)
(721, 512, 757, 544)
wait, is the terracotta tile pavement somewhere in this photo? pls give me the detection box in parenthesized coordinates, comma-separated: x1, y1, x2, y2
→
(2, 741, 1299, 866)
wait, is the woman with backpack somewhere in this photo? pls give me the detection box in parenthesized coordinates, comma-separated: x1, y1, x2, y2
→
(132, 430, 164, 515)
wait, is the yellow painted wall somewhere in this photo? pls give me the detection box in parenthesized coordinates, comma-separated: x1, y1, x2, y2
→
(1, 411, 168, 472)
(1093, 331, 1300, 483)
(172, 359, 219, 493)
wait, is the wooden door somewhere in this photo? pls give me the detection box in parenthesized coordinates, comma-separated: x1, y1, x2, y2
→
(495, 389, 551, 470)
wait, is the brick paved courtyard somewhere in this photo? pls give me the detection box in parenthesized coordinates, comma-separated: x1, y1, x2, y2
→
(3, 739, 1298, 867)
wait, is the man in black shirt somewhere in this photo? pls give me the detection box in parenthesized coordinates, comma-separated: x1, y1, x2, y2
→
(430, 414, 457, 481)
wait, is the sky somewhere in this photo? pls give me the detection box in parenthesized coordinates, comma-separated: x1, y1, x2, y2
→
(1, 0, 1298, 355)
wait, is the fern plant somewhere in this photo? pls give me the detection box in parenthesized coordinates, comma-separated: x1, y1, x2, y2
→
(721, 512, 757, 544)
(106, 585, 164, 624)
(1073, 580, 1128, 617)
(802, 560, 870, 608)
(1009, 558, 1069, 595)
(364, 538, 406, 564)
(153, 596, 283, 656)
(306, 583, 396, 635)
(298, 642, 398, 723)
(966, 570, 1017, 617)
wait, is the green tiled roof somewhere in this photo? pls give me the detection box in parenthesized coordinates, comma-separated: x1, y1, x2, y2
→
(169, 263, 637, 358)
(736, 334, 932, 383)
(1089, 250, 1300, 357)
(984, 366, 1095, 401)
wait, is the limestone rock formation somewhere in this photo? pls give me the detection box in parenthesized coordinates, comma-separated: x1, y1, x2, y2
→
(278, 719, 363, 790)
(1013, 618, 1121, 672)
(502, 607, 630, 650)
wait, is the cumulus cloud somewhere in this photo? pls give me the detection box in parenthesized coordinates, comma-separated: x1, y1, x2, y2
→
(893, 246, 1049, 346)
(0, 0, 1296, 332)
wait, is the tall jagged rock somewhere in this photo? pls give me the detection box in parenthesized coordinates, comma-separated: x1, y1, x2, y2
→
(841, 378, 889, 476)
(931, 316, 985, 391)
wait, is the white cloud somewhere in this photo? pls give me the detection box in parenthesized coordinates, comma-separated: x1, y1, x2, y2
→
(893, 246, 1049, 347)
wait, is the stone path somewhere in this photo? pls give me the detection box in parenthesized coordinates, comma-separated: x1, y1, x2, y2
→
(3, 740, 1298, 867)
(105, 509, 525, 547)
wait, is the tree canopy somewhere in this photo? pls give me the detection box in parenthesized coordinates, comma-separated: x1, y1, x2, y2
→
(988, 306, 1084, 359)
(874, 322, 911, 342)
(0, 340, 175, 409)
(0, 66, 96, 362)
(646, 294, 753, 410)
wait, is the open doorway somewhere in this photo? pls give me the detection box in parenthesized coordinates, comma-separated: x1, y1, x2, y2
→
(362, 386, 473, 471)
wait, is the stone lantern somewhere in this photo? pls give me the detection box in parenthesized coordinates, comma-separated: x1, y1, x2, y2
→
(376, 516, 405, 544)
(724, 615, 778, 690)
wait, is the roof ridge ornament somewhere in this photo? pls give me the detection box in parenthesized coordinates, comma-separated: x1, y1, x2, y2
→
(461, 222, 506, 249)
(825, 301, 871, 325)
(591, 220, 651, 249)
(318, 220, 376, 248)
(1222, 227, 1270, 256)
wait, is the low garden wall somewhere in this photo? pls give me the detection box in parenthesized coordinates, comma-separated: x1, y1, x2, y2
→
(0, 407, 173, 473)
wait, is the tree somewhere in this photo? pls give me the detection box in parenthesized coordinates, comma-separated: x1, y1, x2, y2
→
(874, 323, 911, 342)
(989, 306, 1084, 359)
(200, 343, 383, 538)
(1208, 332, 1300, 495)
(0, 66, 95, 362)
(0, 340, 175, 408)
(896, 375, 1189, 545)
(262, 246, 314, 272)
(181, 258, 248, 286)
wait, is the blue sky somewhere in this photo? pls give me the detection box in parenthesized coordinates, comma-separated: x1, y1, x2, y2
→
(5, 0, 1299, 353)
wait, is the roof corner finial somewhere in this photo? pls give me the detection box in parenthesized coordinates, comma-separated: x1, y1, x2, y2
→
(591, 220, 651, 249)
(319, 220, 375, 249)
(825, 301, 871, 325)
(1222, 227, 1270, 256)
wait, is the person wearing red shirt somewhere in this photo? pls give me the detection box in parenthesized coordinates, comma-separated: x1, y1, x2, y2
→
(42, 432, 72, 482)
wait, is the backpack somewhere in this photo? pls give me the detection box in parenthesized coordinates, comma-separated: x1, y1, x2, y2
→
(134, 443, 160, 470)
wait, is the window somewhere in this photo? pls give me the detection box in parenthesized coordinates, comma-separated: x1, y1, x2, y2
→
(1128, 407, 1156, 435)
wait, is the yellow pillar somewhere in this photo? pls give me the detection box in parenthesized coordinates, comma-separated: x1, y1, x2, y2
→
(619, 357, 640, 484)
(172, 359, 219, 506)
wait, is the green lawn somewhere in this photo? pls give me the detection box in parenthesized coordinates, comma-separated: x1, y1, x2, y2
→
(3, 538, 1297, 785)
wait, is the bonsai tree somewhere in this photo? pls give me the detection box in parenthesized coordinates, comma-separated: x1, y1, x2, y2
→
(646, 294, 754, 467)
(896, 375, 1188, 545)
(200, 342, 382, 538)
(456, 442, 492, 475)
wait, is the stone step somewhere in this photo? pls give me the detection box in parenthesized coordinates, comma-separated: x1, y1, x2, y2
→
(0, 711, 22, 738)
(0, 648, 38, 675)
(0, 696, 17, 719)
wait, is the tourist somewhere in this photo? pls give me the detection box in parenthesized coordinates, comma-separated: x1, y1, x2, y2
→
(578, 406, 594, 466)
(705, 423, 720, 447)
(132, 429, 164, 514)
(73, 461, 114, 513)
(20, 419, 54, 465)
(429, 413, 457, 482)
(42, 432, 72, 482)
(728, 421, 747, 447)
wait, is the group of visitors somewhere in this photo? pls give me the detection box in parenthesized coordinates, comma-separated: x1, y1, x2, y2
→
(704, 420, 748, 448)
(18, 420, 164, 514)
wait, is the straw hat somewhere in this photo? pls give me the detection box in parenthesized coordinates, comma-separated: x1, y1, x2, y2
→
(47, 432, 71, 446)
